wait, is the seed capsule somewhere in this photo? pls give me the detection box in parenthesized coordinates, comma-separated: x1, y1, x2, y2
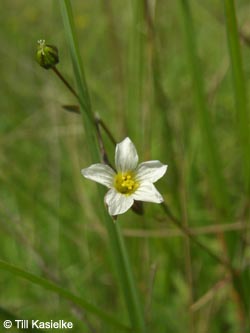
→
(36, 39, 59, 69)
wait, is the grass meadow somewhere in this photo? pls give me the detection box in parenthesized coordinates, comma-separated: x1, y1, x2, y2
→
(1, 0, 250, 332)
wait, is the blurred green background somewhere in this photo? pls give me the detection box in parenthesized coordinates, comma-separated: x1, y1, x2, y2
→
(1, 0, 250, 332)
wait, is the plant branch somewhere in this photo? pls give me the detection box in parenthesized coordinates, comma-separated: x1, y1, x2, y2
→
(161, 202, 233, 271)
(52, 66, 79, 99)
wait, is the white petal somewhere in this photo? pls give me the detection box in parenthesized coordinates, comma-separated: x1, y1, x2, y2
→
(132, 182, 164, 203)
(115, 137, 138, 172)
(81, 164, 115, 188)
(136, 161, 167, 183)
(105, 189, 134, 215)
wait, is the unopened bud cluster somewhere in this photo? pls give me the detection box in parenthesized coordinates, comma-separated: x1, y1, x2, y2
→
(36, 39, 59, 69)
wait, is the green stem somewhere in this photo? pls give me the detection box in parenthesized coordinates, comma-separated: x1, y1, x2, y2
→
(223, 0, 250, 194)
(126, 0, 144, 143)
(0, 306, 47, 333)
(60, 1, 145, 331)
(0, 260, 130, 331)
(223, 0, 250, 324)
(179, 0, 229, 212)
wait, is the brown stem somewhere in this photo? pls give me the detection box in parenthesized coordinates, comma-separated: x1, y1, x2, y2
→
(95, 116, 117, 146)
(161, 202, 248, 324)
(51, 65, 117, 156)
(161, 202, 234, 271)
(52, 66, 79, 100)
(95, 122, 110, 166)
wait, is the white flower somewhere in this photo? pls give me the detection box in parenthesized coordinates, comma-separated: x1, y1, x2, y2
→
(81, 137, 167, 216)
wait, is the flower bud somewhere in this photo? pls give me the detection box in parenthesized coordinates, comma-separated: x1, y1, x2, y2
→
(36, 39, 59, 69)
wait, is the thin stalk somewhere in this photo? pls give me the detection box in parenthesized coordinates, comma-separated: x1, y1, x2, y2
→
(161, 202, 249, 323)
(60, 1, 145, 332)
(179, 169, 195, 333)
(126, 0, 144, 144)
(95, 117, 112, 166)
(223, 0, 250, 324)
(121, 221, 250, 238)
(223, 0, 250, 194)
(52, 66, 79, 99)
(179, 0, 229, 212)
(95, 115, 117, 146)
(179, 2, 249, 320)
(0, 260, 130, 331)
(161, 203, 233, 270)
(0, 306, 46, 333)
(101, 0, 125, 134)
(51, 67, 117, 149)
(144, 0, 181, 216)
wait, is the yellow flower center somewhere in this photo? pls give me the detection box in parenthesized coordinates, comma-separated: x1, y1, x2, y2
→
(114, 172, 139, 195)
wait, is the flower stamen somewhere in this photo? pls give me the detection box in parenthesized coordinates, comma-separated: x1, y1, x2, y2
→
(114, 172, 139, 195)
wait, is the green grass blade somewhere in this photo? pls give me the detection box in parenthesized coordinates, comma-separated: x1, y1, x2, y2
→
(0, 260, 131, 331)
(59, 1, 146, 331)
(0, 306, 46, 333)
(179, 0, 229, 211)
(223, 0, 250, 193)
(223, 0, 250, 321)
(59, 0, 98, 163)
(179, 0, 250, 322)
(126, 0, 144, 144)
